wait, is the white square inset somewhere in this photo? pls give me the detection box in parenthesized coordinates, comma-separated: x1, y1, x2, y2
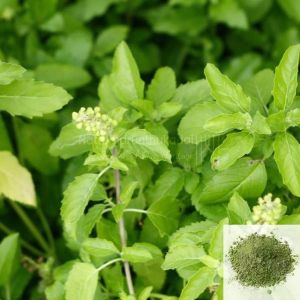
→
(224, 225, 300, 300)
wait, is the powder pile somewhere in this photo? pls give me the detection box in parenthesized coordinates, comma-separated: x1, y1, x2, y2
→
(228, 233, 297, 287)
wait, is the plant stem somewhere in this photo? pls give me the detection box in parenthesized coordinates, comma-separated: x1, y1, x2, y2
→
(5, 283, 11, 300)
(0, 222, 44, 256)
(36, 205, 56, 257)
(9, 201, 49, 253)
(124, 208, 148, 214)
(96, 258, 123, 273)
(114, 166, 135, 296)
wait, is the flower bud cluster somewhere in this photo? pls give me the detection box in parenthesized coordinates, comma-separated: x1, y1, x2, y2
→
(72, 107, 117, 143)
(250, 193, 283, 225)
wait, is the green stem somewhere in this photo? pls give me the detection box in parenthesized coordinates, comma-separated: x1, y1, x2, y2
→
(96, 258, 123, 273)
(9, 201, 49, 253)
(114, 159, 135, 296)
(5, 283, 11, 300)
(36, 205, 56, 257)
(124, 208, 148, 215)
(0, 222, 44, 256)
(174, 42, 190, 75)
(98, 166, 111, 179)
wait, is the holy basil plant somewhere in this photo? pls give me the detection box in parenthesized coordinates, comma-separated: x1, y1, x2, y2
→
(46, 42, 300, 300)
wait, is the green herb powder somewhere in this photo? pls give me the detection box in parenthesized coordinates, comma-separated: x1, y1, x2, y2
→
(228, 233, 297, 287)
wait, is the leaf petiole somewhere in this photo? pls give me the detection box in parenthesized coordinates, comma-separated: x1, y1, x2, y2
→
(123, 208, 148, 214)
(96, 257, 123, 273)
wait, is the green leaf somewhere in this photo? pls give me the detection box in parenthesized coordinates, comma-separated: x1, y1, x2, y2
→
(197, 203, 228, 222)
(146, 168, 184, 203)
(156, 102, 182, 120)
(173, 80, 212, 112)
(0, 233, 20, 286)
(287, 108, 300, 127)
(178, 102, 223, 143)
(273, 132, 300, 196)
(49, 123, 94, 159)
(199, 255, 220, 269)
(273, 44, 300, 110)
(27, 0, 57, 23)
(192, 157, 267, 204)
(61, 173, 100, 241)
(102, 263, 124, 294)
(133, 244, 166, 290)
(76, 204, 105, 242)
(162, 245, 206, 270)
(120, 128, 171, 164)
(204, 112, 252, 135)
(65, 262, 98, 300)
(112, 181, 139, 221)
(0, 151, 36, 206)
(45, 281, 65, 300)
(210, 0, 248, 29)
(145, 122, 169, 145)
(122, 243, 153, 263)
(98, 75, 121, 112)
(138, 287, 153, 300)
(204, 63, 251, 113)
(0, 79, 72, 117)
(179, 267, 215, 300)
(17, 122, 59, 175)
(208, 218, 228, 260)
(110, 42, 144, 104)
(184, 172, 200, 194)
(176, 142, 209, 172)
(223, 53, 262, 83)
(169, 220, 216, 247)
(40, 13, 64, 33)
(148, 197, 180, 236)
(227, 192, 251, 224)
(277, 0, 300, 23)
(71, 0, 121, 21)
(211, 132, 254, 170)
(251, 111, 271, 135)
(243, 69, 274, 114)
(55, 30, 92, 67)
(146, 67, 176, 106)
(35, 64, 91, 89)
(110, 157, 129, 172)
(9, 267, 32, 299)
(146, 6, 207, 36)
(82, 238, 119, 258)
(0, 60, 25, 85)
(279, 214, 300, 224)
(267, 111, 287, 132)
(94, 25, 129, 57)
(131, 99, 154, 118)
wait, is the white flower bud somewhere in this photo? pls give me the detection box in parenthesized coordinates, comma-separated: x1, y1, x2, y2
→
(76, 122, 83, 129)
(72, 112, 78, 120)
(72, 106, 118, 143)
(250, 193, 283, 225)
(102, 114, 108, 121)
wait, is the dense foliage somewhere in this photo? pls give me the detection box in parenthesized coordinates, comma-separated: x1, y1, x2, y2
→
(1, 0, 300, 299)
